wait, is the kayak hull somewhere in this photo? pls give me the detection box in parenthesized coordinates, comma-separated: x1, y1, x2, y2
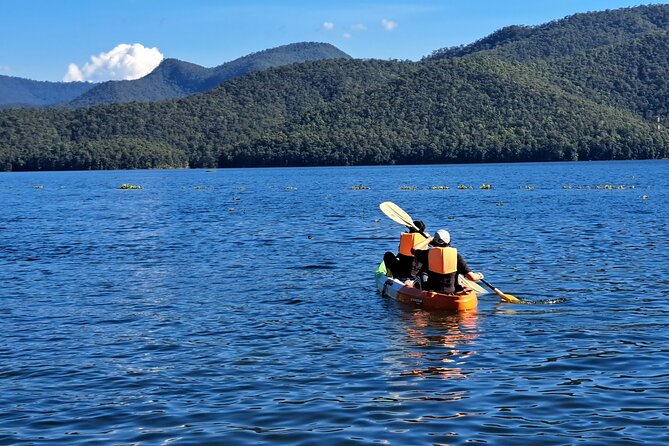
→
(375, 262, 477, 312)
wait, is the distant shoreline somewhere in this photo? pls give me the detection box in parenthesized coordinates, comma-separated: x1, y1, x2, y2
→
(2, 157, 667, 174)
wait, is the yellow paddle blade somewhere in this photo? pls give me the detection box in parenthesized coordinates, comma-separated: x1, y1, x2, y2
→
(500, 293, 522, 304)
(481, 278, 523, 303)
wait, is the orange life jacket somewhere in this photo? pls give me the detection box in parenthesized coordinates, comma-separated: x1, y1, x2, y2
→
(427, 247, 458, 274)
(398, 232, 427, 256)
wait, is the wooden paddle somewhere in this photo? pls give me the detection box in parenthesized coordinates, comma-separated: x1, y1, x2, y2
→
(479, 278, 521, 303)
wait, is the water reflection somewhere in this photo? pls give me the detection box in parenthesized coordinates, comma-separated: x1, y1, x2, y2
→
(398, 310, 479, 380)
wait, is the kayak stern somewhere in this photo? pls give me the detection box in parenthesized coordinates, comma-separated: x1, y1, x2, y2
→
(375, 262, 477, 312)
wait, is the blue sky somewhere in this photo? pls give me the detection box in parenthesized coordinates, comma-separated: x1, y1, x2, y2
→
(1, 0, 667, 81)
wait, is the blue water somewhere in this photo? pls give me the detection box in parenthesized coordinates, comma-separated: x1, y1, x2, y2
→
(1, 161, 668, 445)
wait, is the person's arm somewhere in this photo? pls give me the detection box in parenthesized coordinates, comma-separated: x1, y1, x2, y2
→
(458, 254, 484, 281)
(412, 236, 433, 252)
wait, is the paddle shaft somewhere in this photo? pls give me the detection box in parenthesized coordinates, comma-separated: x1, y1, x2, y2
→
(480, 278, 496, 290)
(480, 278, 520, 303)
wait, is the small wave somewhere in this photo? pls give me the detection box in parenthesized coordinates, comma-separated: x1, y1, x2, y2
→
(515, 297, 567, 305)
(295, 265, 336, 270)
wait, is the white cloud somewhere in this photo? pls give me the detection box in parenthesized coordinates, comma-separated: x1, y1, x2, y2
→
(351, 23, 367, 31)
(63, 43, 164, 82)
(342, 32, 352, 40)
(65, 64, 83, 82)
(323, 21, 334, 31)
(381, 19, 398, 31)
(0, 65, 10, 74)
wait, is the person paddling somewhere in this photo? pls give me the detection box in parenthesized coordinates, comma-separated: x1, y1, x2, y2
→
(407, 229, 484, 293)
(383, 220, 429, 280)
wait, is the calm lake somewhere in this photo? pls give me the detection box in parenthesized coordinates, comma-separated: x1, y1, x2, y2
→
(1, 160, 668, 445)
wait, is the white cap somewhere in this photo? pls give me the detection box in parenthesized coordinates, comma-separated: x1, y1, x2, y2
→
(433, 229, 450, 245)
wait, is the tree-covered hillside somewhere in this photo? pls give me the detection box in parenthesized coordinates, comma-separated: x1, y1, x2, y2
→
(68, 42, 351, 107)
(426, 4, 669, 61)
(0, 75, 93, 109)
(544, 31, 669, 119)
(1, 55, 667, 171)
(0, 59, 411, 170)
(227, 58, 669, 166)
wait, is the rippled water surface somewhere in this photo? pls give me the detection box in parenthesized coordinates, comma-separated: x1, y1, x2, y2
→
(1, 161, 668, 445)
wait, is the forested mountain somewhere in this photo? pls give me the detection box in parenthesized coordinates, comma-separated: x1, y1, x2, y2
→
(544, 31, 669, 119)
(425, 4, 669, 61)
(0, 59, 411, 170)
(0, 75, 93, 109)
(68, 42, 351, 106)
(1, 5, 668, 171)
(228, 57, 668, 166)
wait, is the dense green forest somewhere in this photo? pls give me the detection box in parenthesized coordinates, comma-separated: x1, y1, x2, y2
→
(229, 58, 669, 166)
(543, 31, 669, 119)
(1, 5, 668, 171)
(425, 4, 669, 61)
(0, 60, 411, 170)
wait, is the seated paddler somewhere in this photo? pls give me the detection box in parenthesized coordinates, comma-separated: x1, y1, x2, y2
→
(383, 220, 429, 280)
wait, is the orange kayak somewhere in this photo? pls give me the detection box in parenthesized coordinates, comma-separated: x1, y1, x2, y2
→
(375, 262, 477, 312)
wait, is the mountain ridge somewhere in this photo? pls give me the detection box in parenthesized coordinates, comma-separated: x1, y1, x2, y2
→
(0, 75, 94, 109)
(0, 42, 351, 109)
(68, 42, 352, 107)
